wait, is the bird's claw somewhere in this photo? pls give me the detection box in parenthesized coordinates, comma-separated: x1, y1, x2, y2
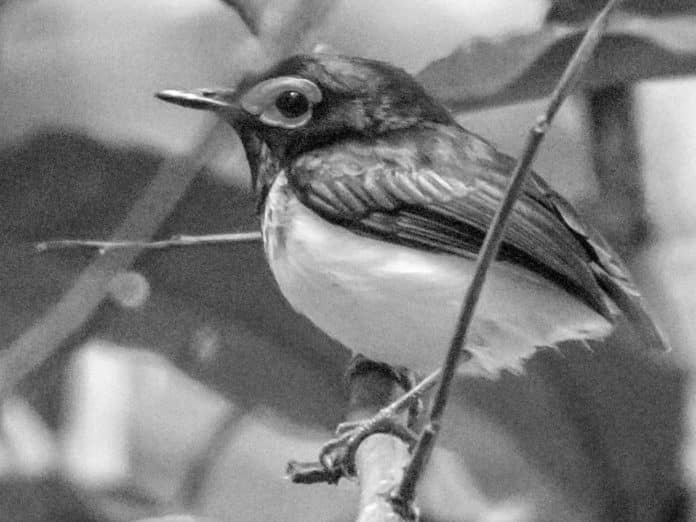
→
(318, 415, 418, 478)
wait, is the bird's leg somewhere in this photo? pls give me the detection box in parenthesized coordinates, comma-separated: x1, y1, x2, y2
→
(341, 355, 424, 429)
(318, 355, 425, 479)
(287, 358, 439, 485)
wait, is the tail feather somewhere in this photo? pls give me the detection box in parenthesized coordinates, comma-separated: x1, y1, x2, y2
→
(593, 267, 670, 352)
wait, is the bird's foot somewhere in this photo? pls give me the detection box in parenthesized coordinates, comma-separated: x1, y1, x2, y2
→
(287, 355, 424, 485)
(286, 410, 419, 485)
(317, 414, 419, 479)
(342, 355, 424, 429)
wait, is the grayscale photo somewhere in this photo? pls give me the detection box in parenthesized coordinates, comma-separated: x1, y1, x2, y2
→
(0, 1, 694, 520)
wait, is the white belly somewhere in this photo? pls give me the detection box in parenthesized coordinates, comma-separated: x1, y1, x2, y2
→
(263, 173, 612, 376)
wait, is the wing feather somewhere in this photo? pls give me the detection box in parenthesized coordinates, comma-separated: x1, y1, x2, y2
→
(286, 123, 668, 351)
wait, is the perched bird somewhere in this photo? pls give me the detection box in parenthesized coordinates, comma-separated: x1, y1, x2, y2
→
(157, 54, 668, 376)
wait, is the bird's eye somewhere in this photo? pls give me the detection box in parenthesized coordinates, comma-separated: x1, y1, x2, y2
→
(240, 76, 321, 129)
(275, 91, 309, 118)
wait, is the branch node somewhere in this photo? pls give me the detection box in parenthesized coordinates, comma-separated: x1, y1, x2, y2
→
(533, 115, 550, 135)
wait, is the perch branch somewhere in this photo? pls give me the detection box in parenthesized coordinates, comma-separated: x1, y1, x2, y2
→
(355, 434, 412, 522)
(391, 0, 624, 512)
(347, 367, 416, 521)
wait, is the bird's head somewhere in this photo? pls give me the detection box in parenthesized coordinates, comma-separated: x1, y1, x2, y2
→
(157, 54, 453, 191)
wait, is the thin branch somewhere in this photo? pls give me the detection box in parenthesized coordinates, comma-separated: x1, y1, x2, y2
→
(376, 370, 441, 421)
(392, 0, 624, 511)
(35, 232, 262, 254)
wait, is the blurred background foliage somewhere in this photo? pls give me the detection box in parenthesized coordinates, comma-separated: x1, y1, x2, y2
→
(1, 1, 696, 521)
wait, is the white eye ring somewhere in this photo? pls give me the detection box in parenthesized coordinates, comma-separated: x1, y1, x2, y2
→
(240, 76, 322, 129)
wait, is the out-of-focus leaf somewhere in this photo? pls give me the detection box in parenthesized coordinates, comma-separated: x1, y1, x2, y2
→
(547, 0, 696, 23)
(1, 397, 57, 477)
(0, 477, 95, 522)
(0, 1, 252, 161)
(219, 0, 340, 53)
(314, 0, 549, 73)
(417, 16, 696, 112)
(418, 27, 562, 111)
(219, 0, 265, 36)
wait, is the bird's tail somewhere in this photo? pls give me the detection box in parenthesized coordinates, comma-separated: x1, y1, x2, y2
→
(593, 267, 670, 352)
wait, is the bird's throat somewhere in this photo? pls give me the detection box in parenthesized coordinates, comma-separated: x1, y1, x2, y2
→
(237, 132, 281, 212)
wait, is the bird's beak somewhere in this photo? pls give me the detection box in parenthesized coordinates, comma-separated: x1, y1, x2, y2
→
(155, 88, 247, 122)
(156, 87, 265, 193)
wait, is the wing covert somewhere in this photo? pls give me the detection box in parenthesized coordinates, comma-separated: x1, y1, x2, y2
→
(285, 121, 666, 345)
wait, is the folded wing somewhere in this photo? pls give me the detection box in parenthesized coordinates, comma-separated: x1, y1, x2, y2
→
(288, 123, 668, 352)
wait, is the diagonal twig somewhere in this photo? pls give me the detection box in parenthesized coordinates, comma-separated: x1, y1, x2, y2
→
(390, 0, 625, 515)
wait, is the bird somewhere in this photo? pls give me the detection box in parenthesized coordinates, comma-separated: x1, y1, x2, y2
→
(156, 53, 669, 377)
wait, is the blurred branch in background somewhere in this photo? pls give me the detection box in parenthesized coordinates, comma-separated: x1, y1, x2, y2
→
(0, 140, 212, 401)
(585, 84, 648, 260)
(179, 406, 247, 509)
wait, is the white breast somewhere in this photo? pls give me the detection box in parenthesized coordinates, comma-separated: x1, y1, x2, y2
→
(263, 173, 612, 376)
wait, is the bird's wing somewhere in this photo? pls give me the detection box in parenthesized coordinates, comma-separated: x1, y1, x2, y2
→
(524, 166, 669, 352)
(288, 125, 668, 351)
